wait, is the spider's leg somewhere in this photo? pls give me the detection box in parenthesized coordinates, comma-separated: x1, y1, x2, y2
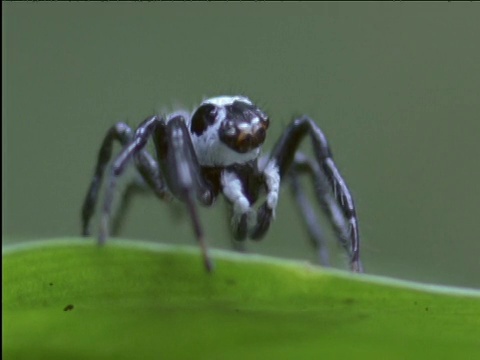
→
(112, 147, 176, 234)
(99, 116, 161, 244)
(293, 153, 351, 253)
(152, 115, 216, 272)
(81, 121, 169, 236)
(111, 180, 149, 236)
(288, 165, 329, 266)
(264, 116, 362, 272)
(134, 150, 171, 201)
(81, 123, 133, 236)
(289, 152, 352, 267)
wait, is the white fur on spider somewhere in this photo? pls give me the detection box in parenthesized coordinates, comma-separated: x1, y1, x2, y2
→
(188, 95, 262, 167)
(202, 95, 253, 107)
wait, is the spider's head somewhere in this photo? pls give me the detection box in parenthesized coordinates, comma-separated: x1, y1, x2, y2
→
(190, 96, 270, 166)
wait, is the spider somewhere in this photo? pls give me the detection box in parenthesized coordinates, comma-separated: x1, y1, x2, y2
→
(81, 95, 362, 273)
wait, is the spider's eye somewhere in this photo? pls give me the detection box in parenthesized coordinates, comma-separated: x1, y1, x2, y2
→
(191, 104, 218, 136)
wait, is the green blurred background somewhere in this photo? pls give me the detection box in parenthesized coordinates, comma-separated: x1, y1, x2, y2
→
(3, 3, 480, 288)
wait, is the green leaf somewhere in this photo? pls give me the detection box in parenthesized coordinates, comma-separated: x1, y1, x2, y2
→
(3, 238, 480, 359)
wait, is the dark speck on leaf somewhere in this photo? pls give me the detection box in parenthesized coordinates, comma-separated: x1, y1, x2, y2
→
(225, 278, 236, 286)
(425, 307, 429, 311)
(49, 282, 54, 286)
(64, 304, 74, 311)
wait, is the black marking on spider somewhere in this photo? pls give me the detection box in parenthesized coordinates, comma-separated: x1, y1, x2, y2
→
(81, 95, 362, 273)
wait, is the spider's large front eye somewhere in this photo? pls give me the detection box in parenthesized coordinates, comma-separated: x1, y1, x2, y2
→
(191, 104, 218, 136)
(219, 117, 269, 154)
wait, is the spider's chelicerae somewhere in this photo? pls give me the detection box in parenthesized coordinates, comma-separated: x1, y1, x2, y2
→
(81, 95, 362, 273)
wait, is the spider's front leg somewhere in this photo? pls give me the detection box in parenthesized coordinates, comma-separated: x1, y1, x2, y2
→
(267, 116, 362, 273)
(151, 114, 216, 272)
(99, 114, 216, 272)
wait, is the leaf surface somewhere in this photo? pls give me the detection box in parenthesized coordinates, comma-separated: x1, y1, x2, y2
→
(3, 239, 480, 359)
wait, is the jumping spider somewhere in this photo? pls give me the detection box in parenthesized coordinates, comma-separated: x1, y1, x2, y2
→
(81, 95, 362, 272)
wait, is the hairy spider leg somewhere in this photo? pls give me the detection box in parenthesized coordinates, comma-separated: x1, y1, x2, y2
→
(81, 122, 168, 236)
(263, 116, 362, 273)
(151, 115, 216, 271)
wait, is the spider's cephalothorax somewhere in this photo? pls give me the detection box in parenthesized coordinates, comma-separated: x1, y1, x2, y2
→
(189, 96, 269, 166)
(81, 95, 362, 273)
